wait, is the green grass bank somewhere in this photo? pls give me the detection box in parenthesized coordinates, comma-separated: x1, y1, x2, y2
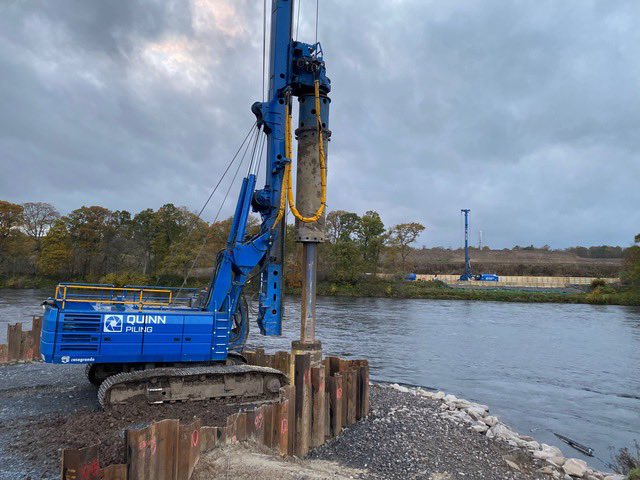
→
(295, 279, 640, 306)
(2, 275, 639, 307)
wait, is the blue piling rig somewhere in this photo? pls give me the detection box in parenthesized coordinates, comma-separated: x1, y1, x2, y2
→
(40, 1, 331, 387)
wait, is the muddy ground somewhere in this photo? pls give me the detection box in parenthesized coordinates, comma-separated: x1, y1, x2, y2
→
(0, 362, 251, 480)
(1, 363, 558, 480)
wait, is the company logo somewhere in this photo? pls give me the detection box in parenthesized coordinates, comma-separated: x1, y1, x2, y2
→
(60, 356, 95, 364)
(103, 314, 167, 334)
(70, 357, 96, 363)
(104, 314, 123, 333)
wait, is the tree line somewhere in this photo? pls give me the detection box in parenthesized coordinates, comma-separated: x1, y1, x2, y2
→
(0, 200, 424, 287)
(624, 234, 640, 289)
(2, 198, 638, 290)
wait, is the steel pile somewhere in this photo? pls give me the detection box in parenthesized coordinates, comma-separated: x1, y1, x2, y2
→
(60, 349, 370, 480)
(0, 315, 42, 363)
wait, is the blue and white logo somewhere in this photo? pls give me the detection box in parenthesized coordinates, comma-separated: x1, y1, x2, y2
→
(104, 314, 123, 333)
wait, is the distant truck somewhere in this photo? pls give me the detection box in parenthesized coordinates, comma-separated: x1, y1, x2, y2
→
(474, 274, 499, 282)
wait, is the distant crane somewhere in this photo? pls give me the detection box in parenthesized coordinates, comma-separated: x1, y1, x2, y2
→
(459, 209, 498, 282)
(460, 209, 472, 280)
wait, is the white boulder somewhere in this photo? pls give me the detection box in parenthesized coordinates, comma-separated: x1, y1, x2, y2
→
(534, 444, 564, 461)
(519, 440, 541, 451)
(548, 455, 566, 467)
(443, 394, 458, 403)
(483, 415, 499, 427)
(562, 458, 588, 478)
(389, 383, 410, 393)
(486, 424, 520, 442)
(471, 423, 489, 433)
(417, 388, 435, 398)
(466, 406, 488, 420)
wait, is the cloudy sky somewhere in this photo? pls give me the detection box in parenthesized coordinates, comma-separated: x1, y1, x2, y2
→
(1, 0, 639, 249)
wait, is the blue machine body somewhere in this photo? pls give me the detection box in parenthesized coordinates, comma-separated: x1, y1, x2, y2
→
(41, 0, 331, 366)
(41, 301, 230, 365)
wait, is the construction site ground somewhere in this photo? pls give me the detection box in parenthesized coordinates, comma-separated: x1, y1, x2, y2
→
(0, 362, 248, 479)
(0, 362, 559, 480)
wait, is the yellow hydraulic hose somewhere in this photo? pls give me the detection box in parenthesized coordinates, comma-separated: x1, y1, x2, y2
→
(273, 80, 327, 227)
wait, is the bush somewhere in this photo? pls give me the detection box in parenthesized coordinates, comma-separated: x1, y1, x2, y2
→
(422, 279, 447, 289)
(100, 272, 150, 287)
(612, 441, 640, 476)
(590, 278, 607, 290)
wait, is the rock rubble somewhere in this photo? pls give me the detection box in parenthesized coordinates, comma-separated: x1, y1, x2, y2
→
(406, 384, 617, 480)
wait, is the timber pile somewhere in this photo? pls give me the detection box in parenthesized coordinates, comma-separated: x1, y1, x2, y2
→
(0, 316, 42, 363)
(60, 350, 370, 480)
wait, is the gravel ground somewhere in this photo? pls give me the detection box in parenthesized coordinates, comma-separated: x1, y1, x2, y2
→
(1, 363, 558, 480)
(310, 385, 555, 480)
(0, 362, 252, 480)
(0, 363, 96, 479)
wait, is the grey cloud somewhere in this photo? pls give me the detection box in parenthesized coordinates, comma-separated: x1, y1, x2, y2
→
(1, 0, 638, 249)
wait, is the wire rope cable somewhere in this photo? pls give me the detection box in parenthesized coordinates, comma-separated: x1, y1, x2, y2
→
(246, 123, 263, 176)
(159, 121, 255, 301)
(176, 125, 260, 295)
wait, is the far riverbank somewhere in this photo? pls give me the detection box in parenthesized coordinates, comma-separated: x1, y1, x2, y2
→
(1, 275, 639, 306)
(290, 279, 640, 307)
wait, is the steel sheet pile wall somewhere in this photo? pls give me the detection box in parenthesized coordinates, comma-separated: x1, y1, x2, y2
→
(244, 349, 370, 456)
(0, 316, 42, 364)
(59, 349, 369, 480)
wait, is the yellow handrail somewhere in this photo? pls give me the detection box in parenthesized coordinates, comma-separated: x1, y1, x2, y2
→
(55, 285, 177, 310)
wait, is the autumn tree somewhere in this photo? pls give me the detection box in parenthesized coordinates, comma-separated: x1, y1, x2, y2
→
(388, 222, 426, 272)
(38, 220, 73, 278)
(622, 234, 640, 288)
(101, 210, 136, 275)
(150, 204, 194, 270)
(0, 200, 23, 249)
(21, 202, 60, 247)
(356, 210, 386, 270)
(0, 201, 28, 276)
(64, 206, 113, 277)
(131, 208, 156, 275)
(159, 216, 209, 278)
(326, 210, 360, 243)
(321, 211, 363, 282)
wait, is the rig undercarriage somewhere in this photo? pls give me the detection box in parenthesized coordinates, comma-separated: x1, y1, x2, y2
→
(96, 364, 288, 408)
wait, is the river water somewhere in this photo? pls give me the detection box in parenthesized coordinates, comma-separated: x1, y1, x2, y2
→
(1, 288, 638, 468)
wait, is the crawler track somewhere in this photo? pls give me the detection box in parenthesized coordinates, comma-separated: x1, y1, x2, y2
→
(97, 364, 288, 408)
